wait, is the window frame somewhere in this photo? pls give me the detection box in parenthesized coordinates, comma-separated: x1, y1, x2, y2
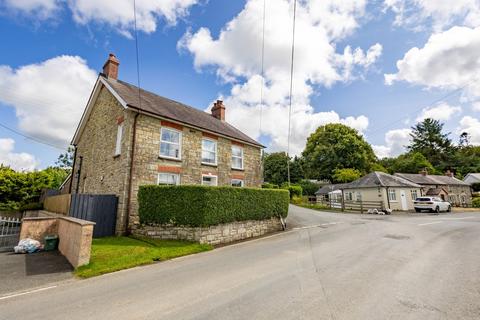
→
(201, 138, 217, 166)
(114, 123, 123, 156)
(157, 173, 180, 186)
(231, 145, 244, 170)
(388, 189, 397, 202)
(231, 179, 244, 187)
(159, 127, 182, 160)
(410, 189, 418, 201)
(202, 174, 218, 186)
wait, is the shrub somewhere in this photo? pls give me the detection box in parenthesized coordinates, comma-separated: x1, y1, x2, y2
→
(262, 183, 279, 189)
(281, 184, 303, 199)
(298, 180, 320, 196)
(19, 202, 44, 212)
(138, 185, 289, 227)
(290, 195, 303, 205)
(473, 198, 480, 208)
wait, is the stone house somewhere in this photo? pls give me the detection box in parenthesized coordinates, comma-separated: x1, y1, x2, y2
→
(394, 171, 472, 206)
(341, 172, 422, 211)
(70, 54, 264, 234)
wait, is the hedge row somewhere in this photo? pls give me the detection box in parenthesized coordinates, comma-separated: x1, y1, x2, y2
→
(138, 185, 289, 227)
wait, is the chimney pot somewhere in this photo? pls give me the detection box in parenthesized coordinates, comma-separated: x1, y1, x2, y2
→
(445, 170, 454, 177)
(419, 168, 428, 176)
(103, 53, 120, 80)
(211, 100, 225, 121)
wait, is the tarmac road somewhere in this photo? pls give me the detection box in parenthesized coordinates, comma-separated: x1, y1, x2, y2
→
(1, 205, 479, 320)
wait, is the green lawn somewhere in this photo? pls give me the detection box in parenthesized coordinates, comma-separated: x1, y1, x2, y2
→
(75, 236, 212, 278)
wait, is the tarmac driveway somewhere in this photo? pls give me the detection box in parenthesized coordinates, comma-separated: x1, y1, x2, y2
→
(0, 251, 73, 297)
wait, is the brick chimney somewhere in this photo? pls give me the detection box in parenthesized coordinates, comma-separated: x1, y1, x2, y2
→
(211, 100, 225, 121)
(419, 168, 428, 176)
(445, 170, 454, 177)
(103, 53, 120, 80)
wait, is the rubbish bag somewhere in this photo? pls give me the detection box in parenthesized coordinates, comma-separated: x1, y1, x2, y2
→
(14, 238, 42, 254)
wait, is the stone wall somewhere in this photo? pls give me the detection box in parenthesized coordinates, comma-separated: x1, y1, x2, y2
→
(133, 217, 282, 245)
(20, 217, 58, 244)
(72, 86, 134, 234)
(128, 116, 263, 227)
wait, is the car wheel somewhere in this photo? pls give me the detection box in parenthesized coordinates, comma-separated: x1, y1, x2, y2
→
(415, 209, 421, 213)
(447, 206, 451, 212)
(435, 206, 440, 214)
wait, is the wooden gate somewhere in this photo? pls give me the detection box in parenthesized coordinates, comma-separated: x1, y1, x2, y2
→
(69, 194, 118, 237)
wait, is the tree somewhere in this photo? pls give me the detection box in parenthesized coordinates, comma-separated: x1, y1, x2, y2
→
(302, 124, 376, 181)
(459, 132, 470, 147)
(408, 118, 454, 168)
(332, 168, 362, 183)
(263, 152, 303, 185)
(55, 146, 74, 169)
(380, 152, 434, 174)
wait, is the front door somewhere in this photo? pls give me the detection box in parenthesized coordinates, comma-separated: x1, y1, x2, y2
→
(400, 190, 408, 211)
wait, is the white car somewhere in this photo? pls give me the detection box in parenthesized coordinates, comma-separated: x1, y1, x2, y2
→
(414, 197, 451, 213)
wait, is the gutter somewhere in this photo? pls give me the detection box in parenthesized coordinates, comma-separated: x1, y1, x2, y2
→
(386, 186, 391, 210)
(68, 146, 77, 194)
(125, 112, 140, 235)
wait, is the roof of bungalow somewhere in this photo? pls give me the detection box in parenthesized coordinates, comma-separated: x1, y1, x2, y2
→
(343, 171, 421, 189)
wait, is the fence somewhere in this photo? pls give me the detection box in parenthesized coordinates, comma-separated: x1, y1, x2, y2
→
(69, 194, 118, 238)
(0, 217, 21, 252)
(44, 194, 71, 215)
(317, 198, 384, 213)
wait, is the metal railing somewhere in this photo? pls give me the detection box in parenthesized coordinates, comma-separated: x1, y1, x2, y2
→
(0, 216, 21, 252)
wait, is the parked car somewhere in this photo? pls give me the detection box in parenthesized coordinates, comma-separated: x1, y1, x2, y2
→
(414, 197, 451, 213)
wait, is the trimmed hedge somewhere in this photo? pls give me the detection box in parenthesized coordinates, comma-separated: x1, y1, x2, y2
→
(138, 185, 289, 227)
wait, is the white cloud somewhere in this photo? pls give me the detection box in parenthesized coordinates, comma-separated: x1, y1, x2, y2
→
(384, 0, 480, 31)
(0, 55, 97, 147)
(373, 128, 411, 158)
(1, 0, 61, 19)
(416, 103, 462, 122)
(385, 26, 480, 101)
(458, 116, 480, 145)
(180, 0, 380, 155)
(1, 0, 199, 36)
(0, 138, 38, 171)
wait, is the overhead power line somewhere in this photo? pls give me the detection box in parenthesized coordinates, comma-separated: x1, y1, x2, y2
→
(286, 0, 297, 186)
(0, 121, 65, 151)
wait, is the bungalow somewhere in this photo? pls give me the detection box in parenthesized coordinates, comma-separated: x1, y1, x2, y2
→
(394, 170, 472, 207)
(341, 171, 422, 211)
(463, 173, 480, 185)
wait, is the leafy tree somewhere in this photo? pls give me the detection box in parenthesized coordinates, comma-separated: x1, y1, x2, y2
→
(332, 168, 362, 183)
(263, 152, 303, 185)
(370, 163, 388, 173)
(55, 146, 74, 169)
(451, 145, 480, 178)
(408, 118, 455, 168)
(302, 124, 376, 181)
(380, 152, 435, 174)
(298, 180, 321, 196)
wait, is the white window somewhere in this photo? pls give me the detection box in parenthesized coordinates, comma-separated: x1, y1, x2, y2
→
(345, 192, 353, 201)
(388, 189, 397, 201)
(157, 173, 180, 185)
(231, 145, 244, 169)
(356, 192, 362, 202)
(410, 190, 418, 201)
(202, 139, 217, 165)
(202, 175, 218, 186)
(231, 179, 244, 187)
(115, 123, 123, 156)
(160, 128, 181, 159)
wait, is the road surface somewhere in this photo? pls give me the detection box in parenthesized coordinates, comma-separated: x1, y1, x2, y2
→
(1, 206, 479, 320)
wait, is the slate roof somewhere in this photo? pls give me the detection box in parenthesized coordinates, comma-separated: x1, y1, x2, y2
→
(315, 184, 346, 195)
(343, 171, 421, 189)
(394, 173, 469, 186)
(103, 76, 263, 147)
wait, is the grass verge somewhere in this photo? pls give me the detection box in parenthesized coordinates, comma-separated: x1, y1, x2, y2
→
(75, 236, 212, 278)
(294, 203, 342, 212)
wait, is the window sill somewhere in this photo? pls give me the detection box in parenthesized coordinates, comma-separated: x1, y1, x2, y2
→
(158, 156, 182, 162)
(201, 162, 218, 167)
(231, 167, 244, 171)
(113, 154, 121, 159)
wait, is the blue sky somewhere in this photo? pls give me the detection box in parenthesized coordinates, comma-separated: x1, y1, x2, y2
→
(1, 0, 480, 171)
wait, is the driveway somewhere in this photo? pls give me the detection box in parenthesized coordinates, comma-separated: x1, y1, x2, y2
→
(1, 205, 480, 320)
(0, 251, 73, 296)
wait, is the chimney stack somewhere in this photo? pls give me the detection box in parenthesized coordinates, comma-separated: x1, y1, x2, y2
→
(445, 170, 454, 177)
(211, 100, 225, 121)
(419, 168, 428, 176)
(103, 53, 120, 80)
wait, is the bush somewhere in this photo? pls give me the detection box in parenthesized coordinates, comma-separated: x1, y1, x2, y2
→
(291, 195, 303, 205)
(281, 184, 303, 199)
(473, 198, 480, 208)
(262, 183, 279, 189)
(138, 185, 289, 227)
(298, 180, 320, 196)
